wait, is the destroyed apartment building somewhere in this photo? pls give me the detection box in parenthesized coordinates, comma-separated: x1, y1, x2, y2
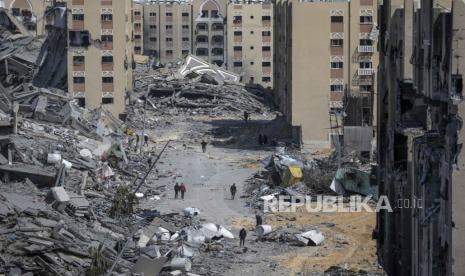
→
(376, 0, 465, 275)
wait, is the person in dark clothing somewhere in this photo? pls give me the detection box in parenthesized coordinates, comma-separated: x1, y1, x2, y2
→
(239, 228, 247, 247)
(230, 183, 237, 200)
(256, 214, 263, 226)
(180, 183, 186, 200)
(263, 135, 268, 145)
(135, 135, 140, 150)
(244, 111, 249, 122)
(174, 183, 180, 199)
(201, 140, 207, 153)
(258, 134, 263, 145)
(143, 134, 149, 147)
(147, 155, 152, 167)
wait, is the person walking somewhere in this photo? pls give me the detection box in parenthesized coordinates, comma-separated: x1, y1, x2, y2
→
(230, 183, 237, 200)
(201, 140, 207, 153)
(180, 183, 186, 200)
(143, 134, 149, 147)
(256, 214, 263, 227)
(239, 228, 247, 247)
(174, 183, 180, 199)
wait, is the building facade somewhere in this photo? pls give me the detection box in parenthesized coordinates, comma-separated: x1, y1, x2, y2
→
(274, 0, 378, 150)
(226, 0, 273, 88)
(134, 1, 144, 55)
(143, 0, 192, 64)
(67, 0, 134, 118)
(376, 0, 465, 275)
(3, 0, 63, 35)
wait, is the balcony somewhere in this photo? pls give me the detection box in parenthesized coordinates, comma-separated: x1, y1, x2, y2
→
(102, 83, 114, 92)
(101, 20, 113, 29)
(73, 63, 85, 71)
(102, 62, 113, 71)
(262, 51, 271, 60)
(358, 68, 374, 75)
(73, 83, 85, 92)
(262, 20, 271, 27)
(331, 23, 343, 32)
(102, 42, 113, 50)
(72, 20, 84, 30)
(233, 36, 242, 43)
(72, 0, 84, 5)
(358, 45, 374, 53)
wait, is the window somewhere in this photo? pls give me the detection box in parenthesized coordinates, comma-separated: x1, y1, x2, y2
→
(166, 50, 173, 55)
(73, 77, 85, 83)
(11, 8, 20, 16)
(101, 35, 113, 42)
(262, 31, 271, 36)
(69, 30, 90, 47)
(233, 62, 242, 67)
(149, 12, 156, 16)
(73, 56, 84, 65)
(331, 16, 343, 23)
(182, 12, 189, 17)
(211, 10, 219, 18)
(234, 31, 242, 36)
(360, 85, 372, 92)
(101, 14, 113, 21)
(182, 50, 189, 55)
(135, 35, 141, 39)
(262, 16, 271, 21)
(262, 46, 271, 51)
(330, 84, 344, 92)
(166, 37, 173, 42)
(134, 11, 141, 16)
(102, 97, 114, 104)
(166, 25, 173, 30)
(134, 23, 141, 29)
(250, 77, 254, 82)
(233, 16, 242, 23)
(150, 25, 156, 29)
(72, 14, 84, 21)
(201, 10, 208, 18)
(150, 37, 156, 42)
(262, 77, 271, 82)
(360, 16, 373, 24)
(135, 46, 141, 51)
(359, 62, 372, 68)
(102, 77, 113, 83)
(359, 39, 373, 46)
(166, 12, 173, 16)
(262, 62, 271, 67)
(233, 46, 242, 51)
(182, 25, 189, 29)
(77, 98, 85, 108)
(182, 37, 189, 41)
(102, 56, 113, 63)
(330, 39, 343, 47)
(331, 62, 343, 69)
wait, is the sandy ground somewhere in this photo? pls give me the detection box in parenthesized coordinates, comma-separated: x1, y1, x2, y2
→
(136, 115, 384, 275)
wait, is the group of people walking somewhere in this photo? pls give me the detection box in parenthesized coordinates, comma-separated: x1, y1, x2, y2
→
(174, 183, 187, 200)
(128, 133, 150, 151)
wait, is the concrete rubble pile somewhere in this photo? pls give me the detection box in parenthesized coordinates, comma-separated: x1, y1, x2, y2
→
(134, 55, 272, 117)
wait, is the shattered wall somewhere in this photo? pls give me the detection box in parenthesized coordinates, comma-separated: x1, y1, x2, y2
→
(376, 0, 465, 275)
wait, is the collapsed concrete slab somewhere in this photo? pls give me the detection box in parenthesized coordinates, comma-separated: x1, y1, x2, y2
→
(177, 55, 240, 83)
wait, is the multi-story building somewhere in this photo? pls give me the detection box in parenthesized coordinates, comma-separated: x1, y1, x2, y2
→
(143, 0, 192, 64)
(376, 0, 465, 275)
(192, 0, 226, 65)
(3, 0, 64, 35)
(133, 1, 144, 55)
(226, 0, 273, 88)
(67, 0, 134, 119)
(274, 0, 378, 150)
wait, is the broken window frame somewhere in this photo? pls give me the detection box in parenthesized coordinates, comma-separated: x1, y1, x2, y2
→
(359, 61, 372, 69)
(233, 61, 243, 67)
(359, 85, 373, 92)
(102, 97, 114, 105)
(359, 39, 373, 46)
(149, 12, 156, 16)
(262, 77, 271, 82)
(182, 12, 189, 17)
(330, 84, 344, 92)
(69, 31, 91, 48)
(330, 39, 344, 47)
(262, 31, 271, 37)
(262, 62, 271, 67)
(166, 25, 173, 30)
(101, 35, 113, 42)
(331, 16, 343, 23)
(262, 46, 271, 52)
(73, 56, 85, 65)
(233, 15, 242, 24)
(149, 25, 156, 29)
(360, 15, 373, 24)
(166, 12, 173, 17)
(101, 56, 113, 63)
(73, 77, 85, 84)
(72, 14, 84, 21)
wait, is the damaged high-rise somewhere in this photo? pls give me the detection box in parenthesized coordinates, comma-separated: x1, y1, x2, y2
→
(376, 0, 465, 275)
